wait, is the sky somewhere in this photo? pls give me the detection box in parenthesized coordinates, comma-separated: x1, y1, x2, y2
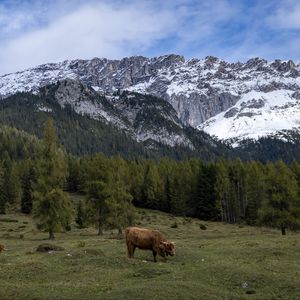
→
(1, 0, 300, 75)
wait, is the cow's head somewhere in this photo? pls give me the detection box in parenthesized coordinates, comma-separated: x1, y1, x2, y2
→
(162, 241, 175, 256)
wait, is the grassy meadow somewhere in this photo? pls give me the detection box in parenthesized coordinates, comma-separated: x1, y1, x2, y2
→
(0, 195, 300, 300)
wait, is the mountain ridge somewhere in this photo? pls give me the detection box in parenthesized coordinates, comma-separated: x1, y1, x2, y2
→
(1, 54, 300, 147)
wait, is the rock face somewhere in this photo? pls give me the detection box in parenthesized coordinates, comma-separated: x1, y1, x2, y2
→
(39, 80, 194, 148)
(1, 54, 300, 145)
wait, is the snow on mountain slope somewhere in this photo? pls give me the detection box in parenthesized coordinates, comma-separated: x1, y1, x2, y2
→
(1, 55, 300, 145)
(198, 89, 300, 146)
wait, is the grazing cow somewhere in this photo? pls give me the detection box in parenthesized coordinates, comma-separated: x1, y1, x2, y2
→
(125, 227, 175, 262)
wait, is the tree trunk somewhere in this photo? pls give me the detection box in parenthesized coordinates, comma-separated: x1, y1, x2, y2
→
(281, 227, 286, 235)
(98, 227, 103, 236)
(98, 219, 103, 236)
(49, 229, 55, 240)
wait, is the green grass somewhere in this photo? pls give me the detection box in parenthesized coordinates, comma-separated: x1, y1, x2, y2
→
(0, 205, 300, 300)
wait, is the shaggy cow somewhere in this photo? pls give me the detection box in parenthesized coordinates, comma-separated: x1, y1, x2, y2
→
(125, 227, 175, 262)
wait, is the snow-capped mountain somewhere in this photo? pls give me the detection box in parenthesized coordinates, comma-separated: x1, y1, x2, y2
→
(1, 54, 300, 145)
(198, 89, 300, 146)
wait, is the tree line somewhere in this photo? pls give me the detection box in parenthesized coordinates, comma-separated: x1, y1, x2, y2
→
(0, 119, 300, 238)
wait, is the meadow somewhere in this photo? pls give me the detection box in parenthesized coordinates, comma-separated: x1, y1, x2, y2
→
(0, 197, 300, 300)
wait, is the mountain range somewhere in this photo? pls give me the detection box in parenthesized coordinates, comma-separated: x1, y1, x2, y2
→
(1, 54, 300, 161)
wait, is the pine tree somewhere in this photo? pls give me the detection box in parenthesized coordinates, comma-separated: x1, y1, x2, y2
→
(194, 164, 218, 220)
(33, 119, 73, 239)
(141, 163, 163, 209)
(67, 156, 81, 193)
(215, 161, 231, 222)
(0, 164, 5, 214)
(259, 161, 300, 235)
(75, 201, 85, 228)
(21, 162, 36, 214)
(1, 160, 21, 209)
(128, 160, 144, 207)
(245, 161, 266, 224)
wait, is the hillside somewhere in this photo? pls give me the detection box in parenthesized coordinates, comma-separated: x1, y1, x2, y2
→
(2, 55, 300, 161)
(1, 55, 300, 144)
(0, 205, 299, 300)
(0, 81, 233, 160)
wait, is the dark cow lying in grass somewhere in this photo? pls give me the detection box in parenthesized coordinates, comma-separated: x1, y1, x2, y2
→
(125, 227, 175, 262)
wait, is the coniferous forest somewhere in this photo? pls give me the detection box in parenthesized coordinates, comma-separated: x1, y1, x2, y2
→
(0, 119, 300, 237)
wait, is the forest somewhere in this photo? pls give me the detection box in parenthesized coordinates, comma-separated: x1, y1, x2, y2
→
(0, 119, 300, 238)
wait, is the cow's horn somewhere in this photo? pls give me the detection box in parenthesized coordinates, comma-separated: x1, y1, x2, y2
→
(162, 241, 168, 245)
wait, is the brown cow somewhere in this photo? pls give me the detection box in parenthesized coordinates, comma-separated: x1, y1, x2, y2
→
(125, 227, 175, 262)
(0, 244, 5, 253)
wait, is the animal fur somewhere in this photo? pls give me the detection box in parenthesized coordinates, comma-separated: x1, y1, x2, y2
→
(125, 227, 175, 262)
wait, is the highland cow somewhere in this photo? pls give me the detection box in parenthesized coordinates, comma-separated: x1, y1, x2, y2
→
(125, 227, 175, 262)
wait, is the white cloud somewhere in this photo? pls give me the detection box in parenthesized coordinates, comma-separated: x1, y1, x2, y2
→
(0, 0, 239, 75)
(0, 2, 177, 74)
(267, 0, 300, 29)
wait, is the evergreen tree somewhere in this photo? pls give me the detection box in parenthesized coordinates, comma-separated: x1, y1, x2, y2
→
(0, 164, 5, 214)
(169, 162, 193, 216)
(86, 180, 108, 235)
(105, 158, 135, 233)
(75, 200, 86, 228)
(128, 160, 144, 207)
(67, 156, 81, 193)
(194, 164, 218, 220)
(141, 163, 163, 209)
(33, 119, 73, 239)
(1, 160, 21, 209)
(215, 161, 231, 222)
(259, 161, 300, 235)
(34, 189, 73, 239)
(21, 161, 36, 214)
(245, 161, 266, 224)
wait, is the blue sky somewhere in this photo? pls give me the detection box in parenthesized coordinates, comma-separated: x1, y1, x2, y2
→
(1, 0, 300, 74)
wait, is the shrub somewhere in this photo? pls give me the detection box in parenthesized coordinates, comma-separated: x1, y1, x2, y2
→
(0, 218, 18, 223)
(171, 222, 178, 228)
(77, 241, 86, 248)
(199, 224, 207, 230)
(36, 244, 65, 252)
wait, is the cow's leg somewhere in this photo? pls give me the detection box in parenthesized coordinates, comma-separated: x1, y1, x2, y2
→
(152, 250, 157, 262)
(132, 246, 136, 258)
(127, 242, 134, 258)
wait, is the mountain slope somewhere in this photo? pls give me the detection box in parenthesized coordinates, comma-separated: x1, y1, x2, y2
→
(198, 89, 300, 145)
(1, 54, 300, 154)
(0, 80, 233, 160)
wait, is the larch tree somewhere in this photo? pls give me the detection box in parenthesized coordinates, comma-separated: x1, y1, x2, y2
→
(33, 119, 73, 240)
(105, 158, 135, 234)
(259, 161, 300, 235)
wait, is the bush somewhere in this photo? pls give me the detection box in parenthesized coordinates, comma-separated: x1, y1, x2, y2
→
(36, 244, 65, 252)
(184, 217, 192, 224)
(65, 224, 72, 232)
(199, 224, 207, 230)
(0, 218, 18, 223)
(77, 241, 86, 248)
(171, 222, 178, 228)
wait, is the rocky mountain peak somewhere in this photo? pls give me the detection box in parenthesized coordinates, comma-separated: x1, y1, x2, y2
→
(1, 54, 300, 146)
